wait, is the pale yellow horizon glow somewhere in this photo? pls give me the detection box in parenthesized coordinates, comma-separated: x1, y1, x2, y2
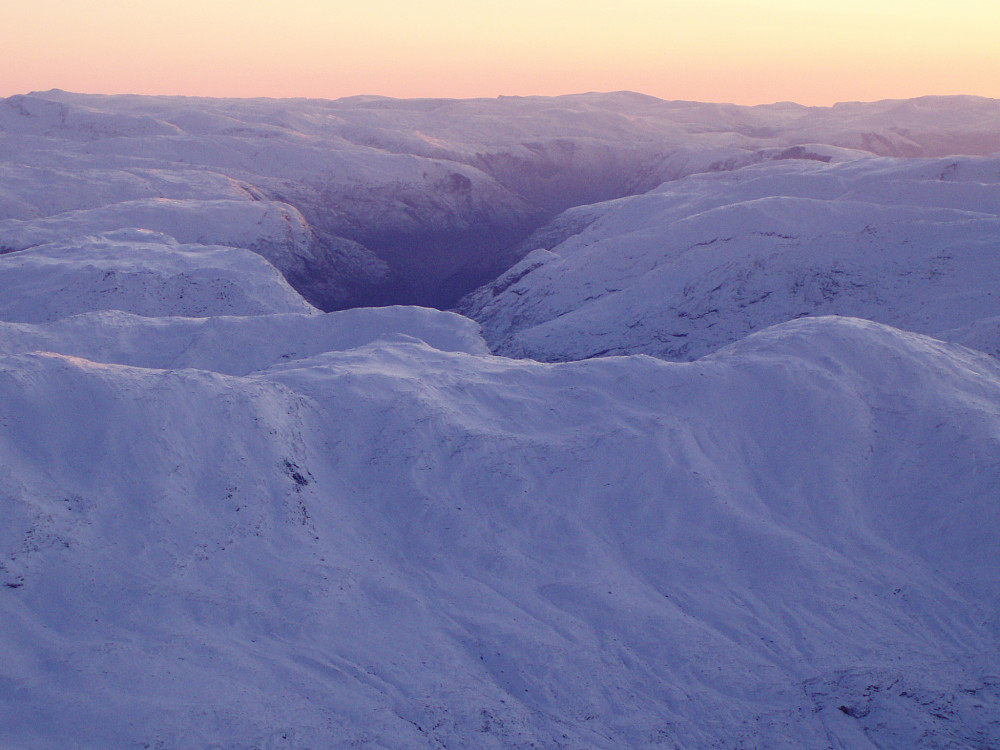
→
(2, 0, 998, 105)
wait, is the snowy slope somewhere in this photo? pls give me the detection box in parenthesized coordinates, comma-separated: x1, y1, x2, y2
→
(0, 313, 998, 748)
(3, 91, 1000, 309)
(1, 92, 999, 749)
(0, 230, 317, 321)
(0, 198, 315, 274)
(0, 306, 489, 375)
(461, 155, 1000, 362)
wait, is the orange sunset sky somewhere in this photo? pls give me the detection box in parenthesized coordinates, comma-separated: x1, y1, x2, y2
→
(2, 0, 999, 105)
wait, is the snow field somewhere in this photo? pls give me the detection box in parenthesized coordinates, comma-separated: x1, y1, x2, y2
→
(1, 90, 999, 748)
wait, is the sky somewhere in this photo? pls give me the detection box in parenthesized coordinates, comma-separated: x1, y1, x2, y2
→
(2, 0, 999, 105)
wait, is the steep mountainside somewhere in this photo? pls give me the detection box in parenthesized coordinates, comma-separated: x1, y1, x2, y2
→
(460, 156, 1000, 362)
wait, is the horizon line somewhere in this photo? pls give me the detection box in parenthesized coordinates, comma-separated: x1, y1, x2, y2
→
(8, 88, 1000, 110)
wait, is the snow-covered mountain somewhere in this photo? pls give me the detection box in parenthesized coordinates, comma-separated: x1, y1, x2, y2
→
(3, 91, 1000, 309)
(1, 305, 998, 748)
(0, 230, 318, 322)
(1, 92, 999, 748)
(461, 155, 1000, 362)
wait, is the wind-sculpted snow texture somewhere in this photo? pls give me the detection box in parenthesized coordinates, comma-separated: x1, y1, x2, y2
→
(461, 156, 1000, 362)
(1, 305, 999, 749)
(2, 91, 1000, 309)
(1, 92, 1000, 748)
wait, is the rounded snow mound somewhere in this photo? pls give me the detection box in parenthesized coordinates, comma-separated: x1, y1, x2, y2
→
(0, 233, 318, 322)
(0, 198, 315, 275)
(0, 306, 489, 374)
(0, 94, 182, 139)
